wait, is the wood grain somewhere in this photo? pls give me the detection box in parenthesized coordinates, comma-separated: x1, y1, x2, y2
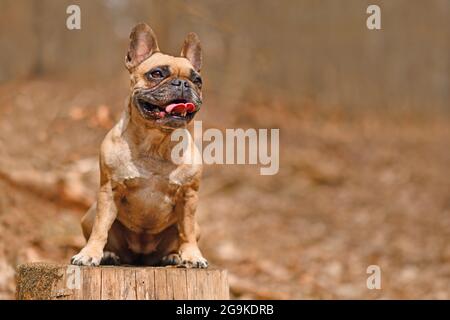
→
(16, 263, 229, 300)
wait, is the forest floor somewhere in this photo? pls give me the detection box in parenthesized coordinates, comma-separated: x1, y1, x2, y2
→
(0, 78, 449, 299)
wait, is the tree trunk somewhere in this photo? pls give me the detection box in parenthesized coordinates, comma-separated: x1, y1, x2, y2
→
(16, 262, 229, 300)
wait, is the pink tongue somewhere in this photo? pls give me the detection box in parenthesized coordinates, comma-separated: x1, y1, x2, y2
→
(165, 102, 195, 114)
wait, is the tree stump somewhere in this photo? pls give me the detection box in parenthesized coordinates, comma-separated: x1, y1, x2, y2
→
(16, 262, 229, 300)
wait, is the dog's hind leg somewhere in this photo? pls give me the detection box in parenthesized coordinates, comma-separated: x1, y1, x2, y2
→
(100, 251, 121, 265)
(142, 225, 181, 266)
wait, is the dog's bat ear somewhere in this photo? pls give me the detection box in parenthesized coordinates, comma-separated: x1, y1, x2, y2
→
(181, 32, 202, 72)
(125, 23, 159, 71)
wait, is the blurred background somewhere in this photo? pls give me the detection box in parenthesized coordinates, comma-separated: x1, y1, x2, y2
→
(0, 0, 449, 299)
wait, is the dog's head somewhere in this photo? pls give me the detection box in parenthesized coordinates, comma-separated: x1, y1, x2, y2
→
(125, 23, 202, 130)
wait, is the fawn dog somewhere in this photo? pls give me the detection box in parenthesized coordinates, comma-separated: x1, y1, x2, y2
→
(71, 23, 207, 268)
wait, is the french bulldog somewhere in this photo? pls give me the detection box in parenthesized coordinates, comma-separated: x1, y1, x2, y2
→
(71, 23, 207, 268)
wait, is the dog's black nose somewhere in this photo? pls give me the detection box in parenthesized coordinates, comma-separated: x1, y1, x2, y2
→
(171, 79, 190, 88)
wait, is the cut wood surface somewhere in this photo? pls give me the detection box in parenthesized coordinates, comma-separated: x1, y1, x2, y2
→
(16, 262, 229, 300)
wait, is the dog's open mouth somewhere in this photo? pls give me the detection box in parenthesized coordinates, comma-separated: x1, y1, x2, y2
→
(137, 98, 197, 121)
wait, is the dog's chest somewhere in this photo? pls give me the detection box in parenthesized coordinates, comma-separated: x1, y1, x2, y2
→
(111, 159, 196, 233)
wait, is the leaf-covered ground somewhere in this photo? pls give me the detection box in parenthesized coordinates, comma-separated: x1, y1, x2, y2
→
(0, 79, 449, 299)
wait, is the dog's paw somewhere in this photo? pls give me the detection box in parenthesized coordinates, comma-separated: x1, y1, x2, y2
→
(180, 256, 209, 269)
(101, 251, 121, 265)
(160, 253, 182, 266)
(71, 247, 103, 266)
(179, 246, 208, 268)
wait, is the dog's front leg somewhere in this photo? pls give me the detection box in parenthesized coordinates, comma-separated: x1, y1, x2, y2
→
(71, 181, 117, 266)
(176, 186, 208, 268)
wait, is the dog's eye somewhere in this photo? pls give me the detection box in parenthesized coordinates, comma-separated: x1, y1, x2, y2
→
(193, 76, 202, 87)
(147, 70, 164, 79)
